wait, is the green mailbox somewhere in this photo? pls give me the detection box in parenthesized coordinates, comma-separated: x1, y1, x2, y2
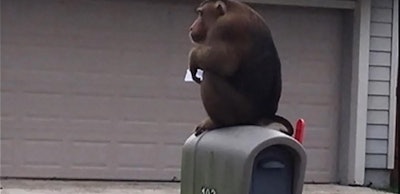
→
(180, 125, 306, 194)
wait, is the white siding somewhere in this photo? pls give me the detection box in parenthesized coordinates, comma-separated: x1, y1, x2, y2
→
(371, 8, 393, 23)
(369, 52, 391, 66)
(370, 23, 392, 37)
(367, 125, 389, 139)
(365, 155, 387, 168)
(367, 96, 390, 110)
(368, 81, 390, 95)
(372, 0, 393, 8)
(370, 37, 392, 52)
(366, 0, 395, 170)
(369, 66, 391, 81)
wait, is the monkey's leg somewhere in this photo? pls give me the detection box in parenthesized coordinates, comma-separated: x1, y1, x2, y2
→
(199, 73, 257, 130)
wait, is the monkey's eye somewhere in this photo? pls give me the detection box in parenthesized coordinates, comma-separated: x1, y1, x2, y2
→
(196, 9, 203, 16)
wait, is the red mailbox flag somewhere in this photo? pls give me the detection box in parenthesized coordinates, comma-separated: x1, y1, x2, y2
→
(294, 119, 305, 144)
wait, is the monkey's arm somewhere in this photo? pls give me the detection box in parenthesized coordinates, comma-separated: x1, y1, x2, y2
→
(189, 15, 251, 77)
(188, 47, 202, 84)
(189, 43, 240, 77)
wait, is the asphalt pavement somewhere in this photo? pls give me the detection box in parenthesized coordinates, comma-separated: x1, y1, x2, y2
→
(0, 179, 395, 194)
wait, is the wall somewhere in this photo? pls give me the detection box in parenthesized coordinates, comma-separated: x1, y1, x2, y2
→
(365, 0, 398, 188)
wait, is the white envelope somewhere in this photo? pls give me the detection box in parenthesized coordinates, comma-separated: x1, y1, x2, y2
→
(184, 69, 203, 82)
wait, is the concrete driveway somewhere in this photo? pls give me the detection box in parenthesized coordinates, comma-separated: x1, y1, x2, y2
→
(0, 179, 395, 194)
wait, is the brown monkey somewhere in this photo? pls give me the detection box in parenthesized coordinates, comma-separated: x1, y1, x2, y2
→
(188, 0, 293, 136)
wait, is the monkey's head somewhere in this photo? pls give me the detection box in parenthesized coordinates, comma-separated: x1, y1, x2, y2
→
(189, 0, 227, 44)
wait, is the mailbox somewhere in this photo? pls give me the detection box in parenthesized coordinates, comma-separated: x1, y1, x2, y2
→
(180, 125, 306, 194)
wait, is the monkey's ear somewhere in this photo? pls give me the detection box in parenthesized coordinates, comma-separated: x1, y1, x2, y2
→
(215, 0, 227, 15)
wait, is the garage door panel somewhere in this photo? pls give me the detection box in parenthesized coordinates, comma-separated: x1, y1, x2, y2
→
(160, 3, 196, 43)
(115, 142, 158, 168)
(307, 171, 333, 183)
(64, 168, 110, 180)
(111, 75, 166, 98)
(165, 59, 193, 77)
(1, 92, 23, 116)
(8, 71, 169, 99)
(303, 127, 336, 148)
(1, 46, 112, 73)
(1, 139, 14, 166)
(281, 58, 340, 85)
(0, 119, 15, 138)
(116, 98, 162, 123)
(306, 149, 336, 182)
(165, 77, 202, 100)
(2, 69, 73, 94)
(159, 144, 184, 169)
(12, 166, 64, 179)
(3, 69, 122, 97)
(18, 118, 113, 134)
(3, 93, 72, 119)
(296, 104, 337, 127)
(281, 83, 338, 105)
(55, 50, 124, 75)
(112, 129, 161, 145)
(278, 104, 336, 128)
(22, 139, 64, 167)
(66, 73, 122, 97)
(113, 168, 171, 181)
(55, 95, 113, 120)
(282, 62, 340, 84)
(260, 6, 342, 43)
(69, 141, 109, 169)
(160, 99, 205, 124)
(119, 51, 171, 76)
(113, 120, 160, 133)
(157, 126, 194, 144)
(17, 127, 66, 142)
(307, 149, 332, 170)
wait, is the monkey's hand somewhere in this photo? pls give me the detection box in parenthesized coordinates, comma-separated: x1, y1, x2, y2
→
(190, 66, 202, 84)
(194, 118, 217, 136)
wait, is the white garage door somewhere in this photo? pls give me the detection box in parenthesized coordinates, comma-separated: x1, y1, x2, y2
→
(1, 0, 343, 182)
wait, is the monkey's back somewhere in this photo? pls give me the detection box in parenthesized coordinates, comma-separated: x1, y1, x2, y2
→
(230, 10, 282, 118)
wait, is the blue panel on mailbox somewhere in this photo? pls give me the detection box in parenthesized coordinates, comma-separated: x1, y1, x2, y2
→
(250, 145, 294, 194)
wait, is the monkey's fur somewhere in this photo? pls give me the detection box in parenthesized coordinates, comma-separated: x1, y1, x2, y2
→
(189, 0, 293, 136)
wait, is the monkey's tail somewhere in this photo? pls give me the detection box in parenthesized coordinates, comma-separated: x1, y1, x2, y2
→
(271, 115, 294, 136)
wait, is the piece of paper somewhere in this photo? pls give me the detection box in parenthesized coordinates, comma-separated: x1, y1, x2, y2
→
(184, 69, 203, 82)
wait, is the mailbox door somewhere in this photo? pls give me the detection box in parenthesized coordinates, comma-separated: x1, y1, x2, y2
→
(250, 145, 294, 194)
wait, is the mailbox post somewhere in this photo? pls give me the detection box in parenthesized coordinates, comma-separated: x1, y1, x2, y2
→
(180, 125, 306, 194)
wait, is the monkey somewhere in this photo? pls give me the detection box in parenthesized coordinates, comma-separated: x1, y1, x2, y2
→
(188, 0, 294, 136)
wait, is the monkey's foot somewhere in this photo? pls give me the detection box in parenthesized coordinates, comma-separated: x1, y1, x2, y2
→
(194, 118, 217, 136)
